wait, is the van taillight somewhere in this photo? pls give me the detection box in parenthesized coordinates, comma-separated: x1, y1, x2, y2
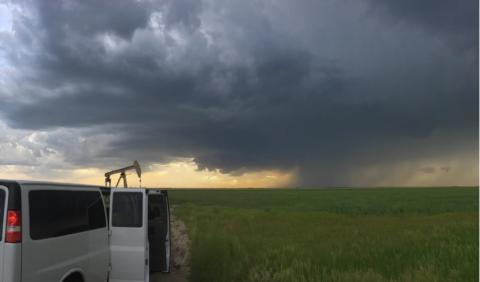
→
(6, 210, 21, 243)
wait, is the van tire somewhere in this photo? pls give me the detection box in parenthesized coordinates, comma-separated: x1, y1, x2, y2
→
(63, 272, 84, 282)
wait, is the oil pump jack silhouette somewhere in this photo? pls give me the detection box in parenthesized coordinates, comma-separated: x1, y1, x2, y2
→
(104, 160, 142, 188)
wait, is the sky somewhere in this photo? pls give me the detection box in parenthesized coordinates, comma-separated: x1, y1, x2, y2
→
(0, 0, 478, 188)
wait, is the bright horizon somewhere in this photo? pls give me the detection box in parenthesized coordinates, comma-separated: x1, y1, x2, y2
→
(0, 158, 476, 188)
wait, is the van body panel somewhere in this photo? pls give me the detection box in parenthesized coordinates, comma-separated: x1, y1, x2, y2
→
(0, 181, 22, 282)
(0, 186, 7, 281)
(3, 244, 21, 282)
(109, 189, 148, 282)
(20, 185, 109, 282)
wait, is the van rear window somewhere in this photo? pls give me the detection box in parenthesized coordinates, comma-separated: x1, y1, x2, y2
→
(112, 192, 143, 228)
(29, 190, 106, 240)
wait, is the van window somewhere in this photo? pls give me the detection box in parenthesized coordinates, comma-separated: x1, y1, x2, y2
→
(0, 189, 5, 241)
(112, 192, 143, 227)
(29, 190, 106, 240)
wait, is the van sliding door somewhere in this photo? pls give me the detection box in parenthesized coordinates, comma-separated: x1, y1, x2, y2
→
(148, 190, 170, 273)
(109, 189, 148, 282)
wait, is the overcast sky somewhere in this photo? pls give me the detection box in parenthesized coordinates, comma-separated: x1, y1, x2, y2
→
(0, 0, 478, 187)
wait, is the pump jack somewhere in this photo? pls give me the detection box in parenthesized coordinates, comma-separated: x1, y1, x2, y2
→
(105, 160, 142, 188)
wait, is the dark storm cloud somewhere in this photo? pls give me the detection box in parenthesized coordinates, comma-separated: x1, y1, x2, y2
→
(368, 0, 478, 51)
(0, 0, 477, 185)
(38, 0, 151, 39)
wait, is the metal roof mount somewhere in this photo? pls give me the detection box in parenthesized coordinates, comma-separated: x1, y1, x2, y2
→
(105, 160, 142, 188)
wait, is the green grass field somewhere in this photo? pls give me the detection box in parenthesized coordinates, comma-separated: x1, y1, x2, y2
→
(169, 188, 478, 282)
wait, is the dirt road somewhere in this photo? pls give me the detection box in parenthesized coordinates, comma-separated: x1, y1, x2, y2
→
(151, 208, 190, 282)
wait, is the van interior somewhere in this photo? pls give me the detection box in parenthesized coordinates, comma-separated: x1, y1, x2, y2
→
(148, 192, 170, 273)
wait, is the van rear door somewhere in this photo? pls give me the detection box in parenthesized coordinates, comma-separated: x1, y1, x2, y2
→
(109, 189, 148, 282)
(0, 185, 7, 278)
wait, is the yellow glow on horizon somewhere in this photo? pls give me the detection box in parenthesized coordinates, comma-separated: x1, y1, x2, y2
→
(0, 160, 296, 188)
(0, 153, 476, 187)
(140, 160, 296, 188)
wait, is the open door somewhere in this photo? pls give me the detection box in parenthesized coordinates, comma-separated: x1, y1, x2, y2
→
(110, 189, 148, 282)
(147, 190, 170, 273)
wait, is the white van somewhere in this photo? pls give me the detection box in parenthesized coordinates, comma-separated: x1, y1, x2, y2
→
(0, 180, 171, 282)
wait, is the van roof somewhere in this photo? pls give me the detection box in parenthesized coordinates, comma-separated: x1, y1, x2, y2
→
(0, 179, 105, 189)
(0, 179, 153, 190)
